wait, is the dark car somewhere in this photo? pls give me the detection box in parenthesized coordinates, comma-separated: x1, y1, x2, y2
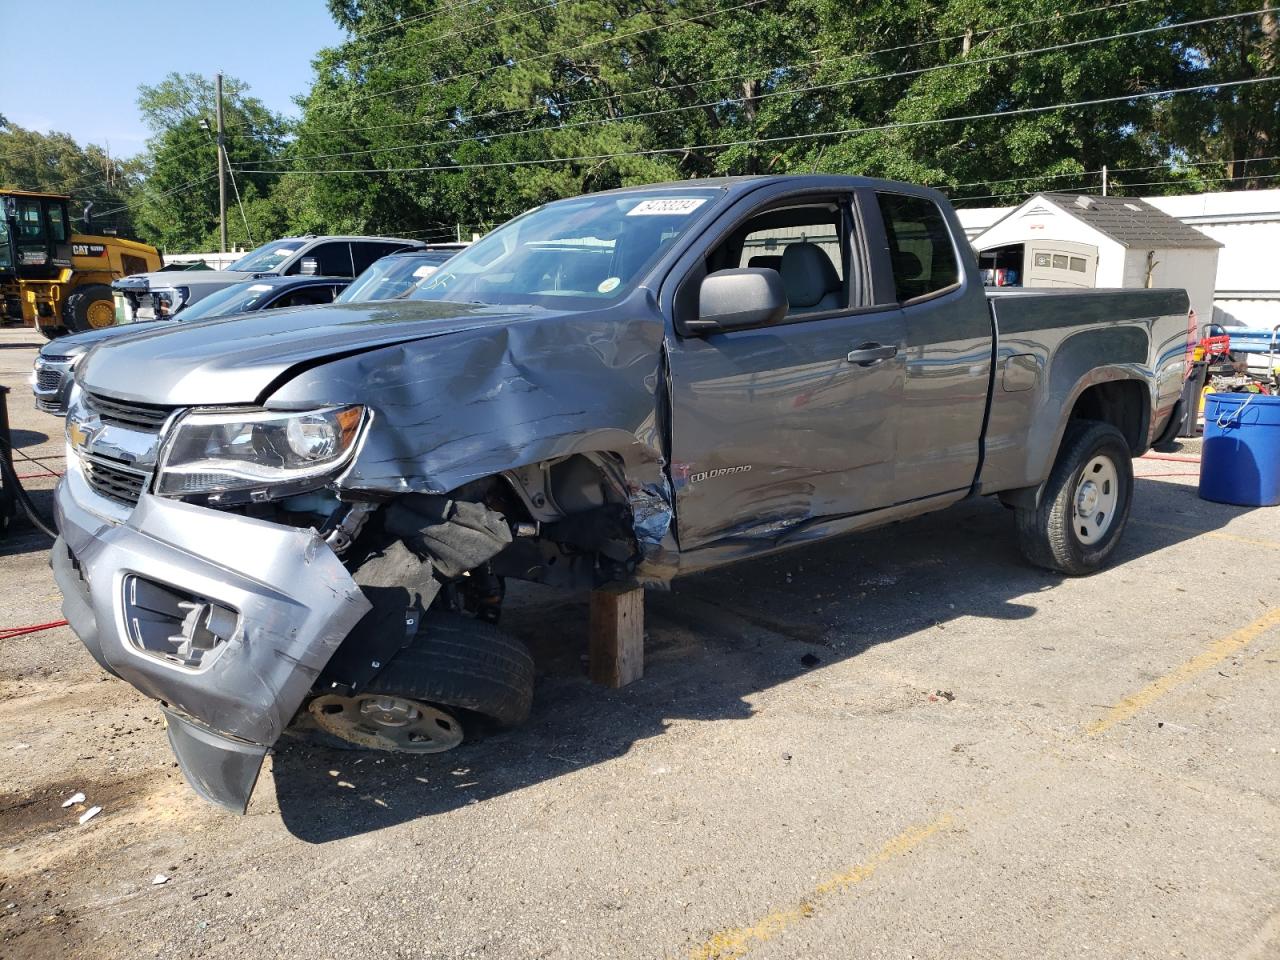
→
(111, 235, 424, 322)
(32, 275, 349, 415)
(335, 244, 468, 303)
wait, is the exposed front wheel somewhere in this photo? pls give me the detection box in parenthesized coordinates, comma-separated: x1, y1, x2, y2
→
(296, 612, 535, 752)
(308, 694, 465, 753)
(1016, 420, 1134, 576)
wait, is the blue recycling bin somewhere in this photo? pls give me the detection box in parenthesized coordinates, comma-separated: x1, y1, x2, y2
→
(1199, 393, 1280, 507)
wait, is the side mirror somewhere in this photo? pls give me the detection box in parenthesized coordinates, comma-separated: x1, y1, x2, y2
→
(299, 257, 319, 276)
(689, 268, 787, 334)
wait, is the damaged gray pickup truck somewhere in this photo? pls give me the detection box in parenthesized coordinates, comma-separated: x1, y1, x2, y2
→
(52, 176, 1191, 812)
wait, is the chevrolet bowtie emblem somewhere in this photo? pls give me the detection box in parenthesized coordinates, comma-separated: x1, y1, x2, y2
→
(67, 419, 89, 449)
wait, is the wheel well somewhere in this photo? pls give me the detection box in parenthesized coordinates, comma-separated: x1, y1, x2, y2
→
(1069, 380, 1148, 454)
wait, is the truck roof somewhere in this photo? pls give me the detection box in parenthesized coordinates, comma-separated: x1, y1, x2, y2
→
(583, 173, 949, 201)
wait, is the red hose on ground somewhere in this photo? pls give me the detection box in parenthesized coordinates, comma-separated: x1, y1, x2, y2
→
(1141, 453, 1202, 463)
(17, 470, 63, 480)
(0, 620, 69, 640)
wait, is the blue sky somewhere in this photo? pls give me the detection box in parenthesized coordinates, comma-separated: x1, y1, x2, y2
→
(0, 0, 345, 155)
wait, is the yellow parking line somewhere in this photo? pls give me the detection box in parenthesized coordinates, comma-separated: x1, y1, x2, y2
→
(688, 813, 953, 960)
(1132, 519, 1280, 550)
(1085, 607, 1280, 737)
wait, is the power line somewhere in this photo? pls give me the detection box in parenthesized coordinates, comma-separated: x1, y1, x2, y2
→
(945, 153, 1280, 192)
(950, 169, 1280, 204)
(255, 7, 1263, 169)
(93, 173, 219, 218)
(298, 0, 1156, 137)
(354, 0, 499, 40)
(235, 76, 1280, 178)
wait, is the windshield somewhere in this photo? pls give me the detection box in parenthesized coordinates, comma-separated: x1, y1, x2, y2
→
(337, 251, 456, 303)
(175, 281, 277, 321)
(409, 189, 723, 309)
(227, 239, 304, 273)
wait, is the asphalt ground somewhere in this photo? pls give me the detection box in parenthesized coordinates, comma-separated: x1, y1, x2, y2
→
(0, 325, 1276, 960)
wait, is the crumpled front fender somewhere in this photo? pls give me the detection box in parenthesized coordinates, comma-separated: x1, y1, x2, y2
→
(54, 471, 371, 812)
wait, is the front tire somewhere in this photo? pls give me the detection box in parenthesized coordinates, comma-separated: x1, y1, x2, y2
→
(62, 284, 116, 333)
(1016, 420, 1134, 576)
(293, 612, 535, 753)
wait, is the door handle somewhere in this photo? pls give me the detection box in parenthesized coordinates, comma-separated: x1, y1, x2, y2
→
(845, 342, 898, 366)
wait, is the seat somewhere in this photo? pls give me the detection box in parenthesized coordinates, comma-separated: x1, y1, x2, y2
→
(747, 254, 783, 272)
(779, 242, 842, 313)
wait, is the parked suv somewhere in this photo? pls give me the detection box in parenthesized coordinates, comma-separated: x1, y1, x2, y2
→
(111, 235, 424, 321)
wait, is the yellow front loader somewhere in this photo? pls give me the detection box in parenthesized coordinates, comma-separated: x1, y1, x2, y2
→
(0, 189, 160, 338)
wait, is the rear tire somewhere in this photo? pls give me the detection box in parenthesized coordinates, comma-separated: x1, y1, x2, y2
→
(1016, 420, 1133, 576)
(62, 284, 116, 333)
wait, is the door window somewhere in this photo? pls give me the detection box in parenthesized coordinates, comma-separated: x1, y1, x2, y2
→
(291, 242, 354, 277)
(47, 203, 68, 243)
(351, 242, 409, 275)
(706, 202, 849, 317)
(875, 193, 960, 303)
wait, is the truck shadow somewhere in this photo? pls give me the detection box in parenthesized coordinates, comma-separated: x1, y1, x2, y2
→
(265, 477, 1256, 841)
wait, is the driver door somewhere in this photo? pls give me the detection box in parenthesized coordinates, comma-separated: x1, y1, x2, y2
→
(663, 189, 906, 551)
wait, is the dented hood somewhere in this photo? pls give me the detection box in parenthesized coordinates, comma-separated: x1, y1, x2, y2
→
(76, 300, 528, 406)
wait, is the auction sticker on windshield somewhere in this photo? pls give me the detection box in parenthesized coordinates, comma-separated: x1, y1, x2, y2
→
(627, 198, 707, 216)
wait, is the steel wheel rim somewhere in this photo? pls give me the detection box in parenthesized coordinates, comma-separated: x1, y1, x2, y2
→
(1073, 454, 1119, 545)
(308, 693, 464, 753)
(86, 300, 115, 329)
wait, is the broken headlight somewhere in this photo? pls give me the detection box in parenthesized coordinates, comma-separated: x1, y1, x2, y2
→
(155, 405, 366, 498)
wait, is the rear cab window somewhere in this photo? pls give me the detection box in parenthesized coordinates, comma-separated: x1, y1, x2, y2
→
(875, 193, 960, 303)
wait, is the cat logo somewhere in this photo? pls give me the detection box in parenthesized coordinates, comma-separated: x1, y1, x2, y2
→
(72, 243, 107, 257)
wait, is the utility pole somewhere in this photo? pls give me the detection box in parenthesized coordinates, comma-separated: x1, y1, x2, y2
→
(216, 71, 228, 254)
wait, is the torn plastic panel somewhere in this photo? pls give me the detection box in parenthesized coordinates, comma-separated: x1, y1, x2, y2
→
(52, 470, 371, 812)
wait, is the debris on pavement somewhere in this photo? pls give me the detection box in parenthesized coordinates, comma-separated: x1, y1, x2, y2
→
(77, 806, 102, 825)
(152, 875, 169, 886)
(60, 791, 85, 808)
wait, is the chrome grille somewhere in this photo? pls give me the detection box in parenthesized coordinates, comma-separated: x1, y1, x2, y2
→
(85, 392, 173, 431)
(83, 457, 148, 506)
(36, 368, 64, 391)
(42, 354, 74, 364)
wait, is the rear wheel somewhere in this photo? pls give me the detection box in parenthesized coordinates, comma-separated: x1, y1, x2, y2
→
(299, 612, 535, 752)
(62, 284, 116, 333)
(1016, 420, 1134, 576)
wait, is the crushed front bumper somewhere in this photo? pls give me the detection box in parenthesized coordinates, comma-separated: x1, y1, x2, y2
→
(52, 466, 371, 812)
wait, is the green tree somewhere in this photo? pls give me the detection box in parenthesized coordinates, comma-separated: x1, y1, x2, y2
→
(0, 116, 142, 237)
(131, 73, 288, 253)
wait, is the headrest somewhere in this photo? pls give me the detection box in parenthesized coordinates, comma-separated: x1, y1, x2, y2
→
(891, 250, 923, 280)
(780, 243, 840, 308)
(747, 254, 783, 272)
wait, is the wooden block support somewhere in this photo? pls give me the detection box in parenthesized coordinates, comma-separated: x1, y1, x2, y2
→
(589, 584, 644, 688)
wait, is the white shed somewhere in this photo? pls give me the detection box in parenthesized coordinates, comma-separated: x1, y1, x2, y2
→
(971, 193, 1222, 324)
